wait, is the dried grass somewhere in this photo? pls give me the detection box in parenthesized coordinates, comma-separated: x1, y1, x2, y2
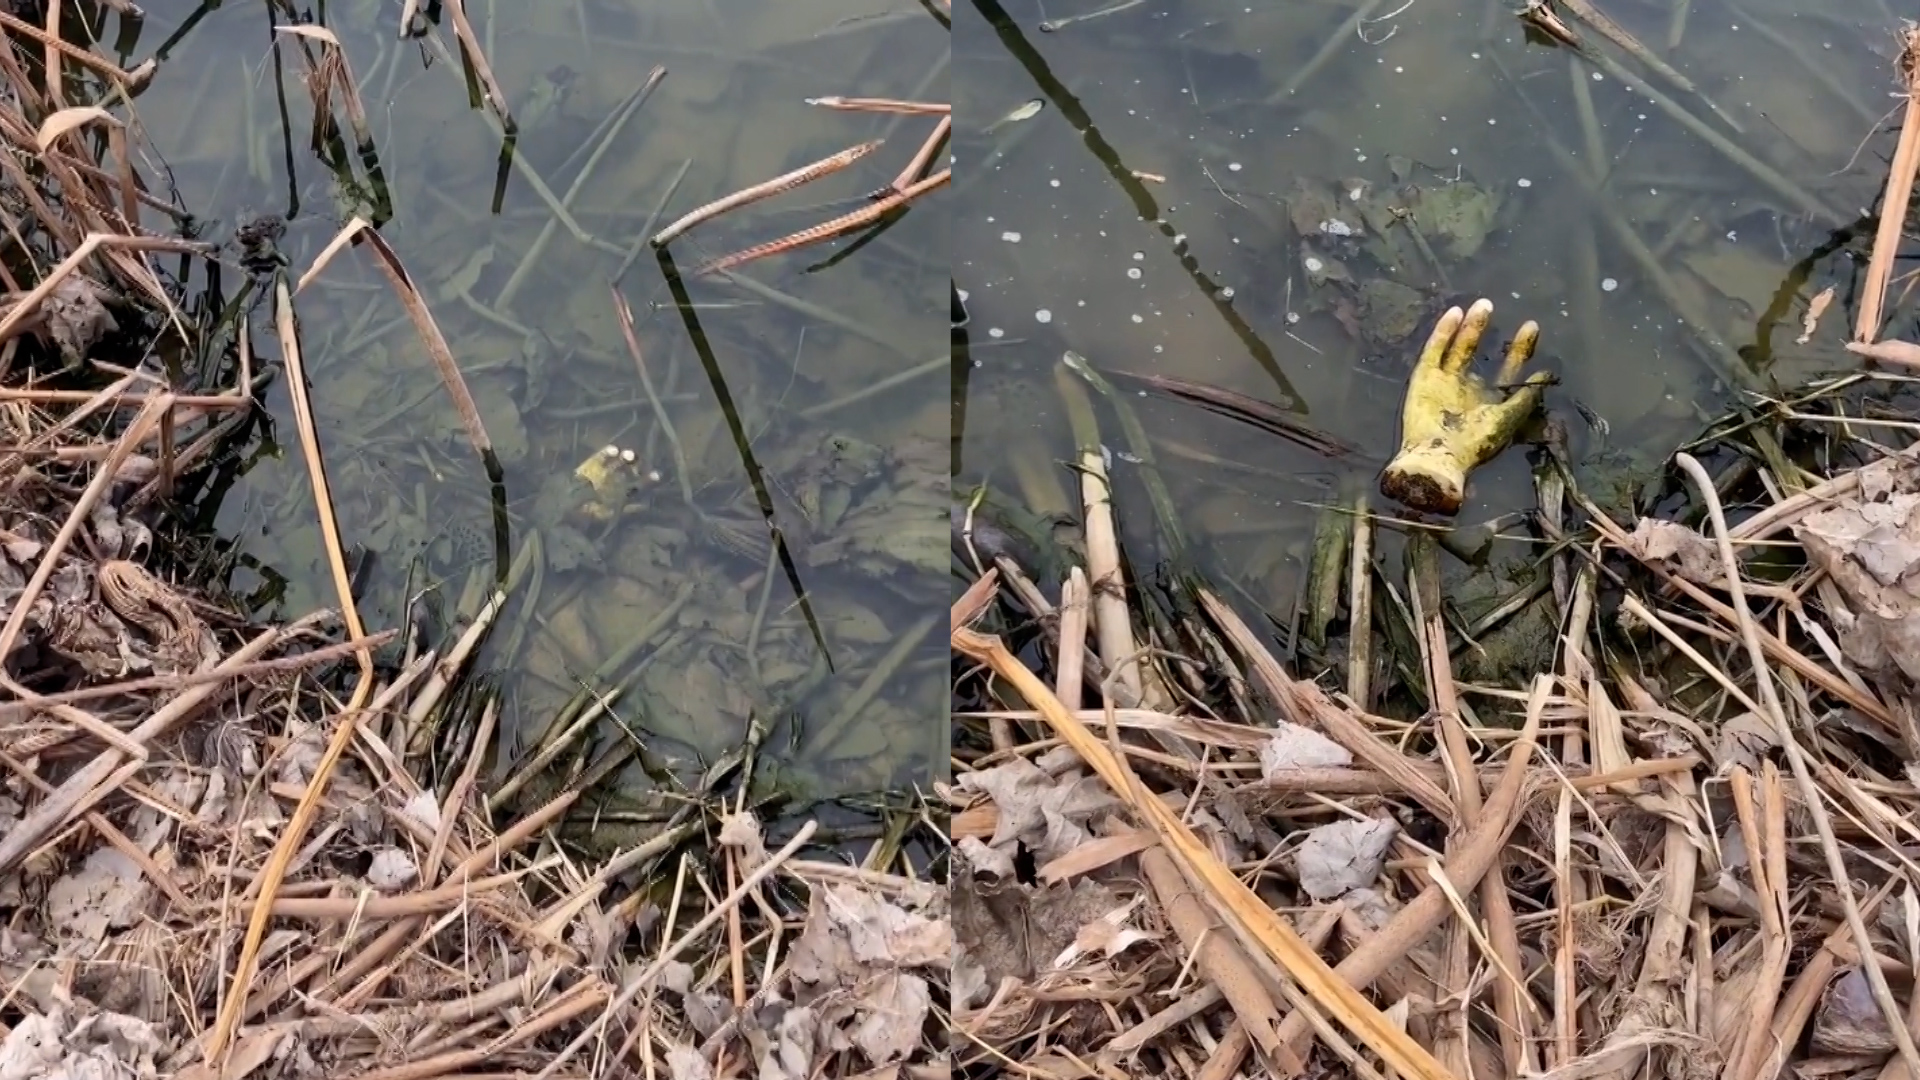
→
(0, 14, 946, 1080)
(951, 371, 1920, 1075)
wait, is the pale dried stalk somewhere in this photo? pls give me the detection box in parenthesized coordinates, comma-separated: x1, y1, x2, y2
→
(891, 114, 950, 193)
(442, 0, 513, 129)
(1056, 567, 1090, 712)
(35, 107, 136, 226)
(202, 279, 381, 1065)
(1723, 764, 1788, 1080)
(697, 167, 949, 274)
(807, 96, 950, 113)
(1269, 677, 1549, 1063)
(651, 140, 883, 246)
(0, 616, 298, 871)
(1582, 766, 1700, 1080)
(1858, 28, 1920, 343)
(0, 392, 170, 667)
(1141, 844, 1291, 1070)
(296, 217, 493, 461)
(0, 10, 153, 92)
(1421, 613, 1535, 1075)
(274, 25, 375, 149)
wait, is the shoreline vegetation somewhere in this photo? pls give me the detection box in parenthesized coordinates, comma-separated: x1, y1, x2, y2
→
(952, 17, 1920, 1080)
(1, 4, 946, 1079)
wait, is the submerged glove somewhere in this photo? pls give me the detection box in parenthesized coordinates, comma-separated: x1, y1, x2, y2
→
(1379, 298, 1550, 515)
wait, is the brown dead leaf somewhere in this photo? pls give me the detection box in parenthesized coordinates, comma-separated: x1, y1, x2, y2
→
(39, 276, 119, 367)
(1295, 817, 1398, 901)
(956, 758, 1118, 863)
(1811, 967, 1895, 1055)
(1622, 518, 1722, 585)
(1260, 720, 1354, 777)
(46, 848, 150, 946)
(1795, 492, 1920, 680)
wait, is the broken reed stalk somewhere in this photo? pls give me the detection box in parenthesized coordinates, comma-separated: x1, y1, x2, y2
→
(202, 277, 380, 1064)
(1672, 451, 1920, 1080)
(807, 96, 950, 114)
(1857, 27, 1920, 344)
(0, 10, 155, 95)
(442, 0, 514, 130)
(296, 216, 494, 467)
(651, 138, 884, 246)
(1139, 845, 1292, 1070)
(697, 167, 950, 274)
(951, 622, 1471, 1080)
(37, 107, 136, 226)
(275, 25, 376, 151)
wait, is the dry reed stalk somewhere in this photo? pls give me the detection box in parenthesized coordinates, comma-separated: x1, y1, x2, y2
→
(35, 107, 137, 243)
(296, 217, 493, 462)
(952, 565, 1000, 632)
(0, 232, 205, 348)
(0, 615, 301, 872)
(0, 10, 154, 93)
(651, 139, 884, 246)
(275, 25, 376, 150)
(1723, 764, 1788, 1080)
(201, 278, 381, 1065)
(697, 167, 950, 274)
(891, 114, 950, 194)
(952, 623, 1472, 1080)
(442, 0, 514, 130)
(1583, 495, 1896, 730)
(1848, 338, 1920, 367)
(1140, 844, 1293, 1071)
(1056, 567, 1090, 711)
(1201, 592, 1454, 821)
(1857, 27, 1920, 343)
(807, 96, 950, 114)
(0, 391, 170, 666)
(1420, 612, 1536, 1075)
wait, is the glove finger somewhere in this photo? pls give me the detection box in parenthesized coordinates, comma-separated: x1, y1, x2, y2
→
(1494, 319, 1541, 386)
(1416, 305, 1466, 373)
(1441, 298, 1495, 374)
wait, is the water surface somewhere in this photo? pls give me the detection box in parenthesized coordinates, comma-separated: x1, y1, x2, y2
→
(127, 0, 950, 811)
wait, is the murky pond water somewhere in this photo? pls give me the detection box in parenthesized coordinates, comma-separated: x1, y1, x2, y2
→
(130, 0, 949, 813)
(954, 0, 1893, 689)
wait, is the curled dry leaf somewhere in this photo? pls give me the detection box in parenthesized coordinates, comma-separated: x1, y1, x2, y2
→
(1622, 518, 1722, 586)
(956, 758, 1118, 864)
(0, 1006, 161, 1080)
(1811, 967, 1896, 1055)
(365, 848, 417, 892)
(1795, 491, 1920, 681)
(1260, 720, 1353, 778)
(719, 811, 769, 871)
(39, 277, 120, 367)
(1799, 285, 1835, 345)
(1294, 817, 1399, 901)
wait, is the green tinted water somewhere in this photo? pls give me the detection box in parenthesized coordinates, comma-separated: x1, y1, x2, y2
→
(133, 0, 949, 807)
(954, 0, 1888, 669)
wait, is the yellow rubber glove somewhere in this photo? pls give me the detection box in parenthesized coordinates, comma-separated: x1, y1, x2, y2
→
(1379, 298, 1551, 515)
